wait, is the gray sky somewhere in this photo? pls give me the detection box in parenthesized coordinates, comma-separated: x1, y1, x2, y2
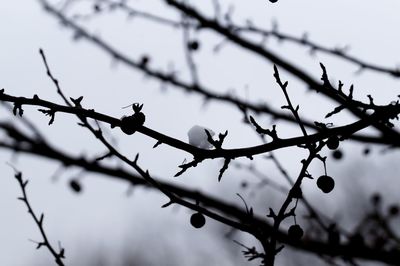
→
(1, 0, 400, 265)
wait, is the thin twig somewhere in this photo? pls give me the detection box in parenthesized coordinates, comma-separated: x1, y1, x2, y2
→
(9, 165, 65, 266)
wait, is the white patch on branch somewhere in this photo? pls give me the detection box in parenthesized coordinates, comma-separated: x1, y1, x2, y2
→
(188, 125, 215, 149)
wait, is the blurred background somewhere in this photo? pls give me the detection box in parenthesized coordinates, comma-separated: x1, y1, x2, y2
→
(0, 0, 400, 265)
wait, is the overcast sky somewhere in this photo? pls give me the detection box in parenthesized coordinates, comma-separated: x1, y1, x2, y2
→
(1, 0, 400, 265)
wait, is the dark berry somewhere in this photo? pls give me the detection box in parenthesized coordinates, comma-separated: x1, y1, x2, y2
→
(388, 205, 399, 216)
(332, 149, 343, 160)
(69, 179, 82, 193)
(120, 112, 145, 135)
(188, 40, 200, 51)
(326, 136, 339, 150)
(190, 212, 206, 229)
(120, 116, 137, 135)
(317, 175, 335, 193)
(288, 224, 303, 240)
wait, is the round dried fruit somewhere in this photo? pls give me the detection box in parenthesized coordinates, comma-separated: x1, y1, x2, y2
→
(120, 115, 137, 135)
(317, 175, 335, 193)
(388, 205, 399, 216)
(332, 150, 343, 160)
(190, 212, 206, 229)
(120, 112, 145, 135)
(327, 136, 340, 150)
(288, 224, 303, 240)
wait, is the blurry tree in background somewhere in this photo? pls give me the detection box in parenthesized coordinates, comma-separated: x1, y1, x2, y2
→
(1, 0, 400, 265)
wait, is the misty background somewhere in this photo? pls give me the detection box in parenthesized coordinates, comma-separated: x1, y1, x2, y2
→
(0, 0, 399, 265)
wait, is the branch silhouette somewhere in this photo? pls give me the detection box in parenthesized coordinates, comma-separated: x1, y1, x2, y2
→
(37, 0, 400, 147)
(9, 166, 65, 266)
(2, 1, 400, 265)
(1, 121, 399, 264)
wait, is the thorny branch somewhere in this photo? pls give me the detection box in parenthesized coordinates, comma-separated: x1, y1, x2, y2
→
(1, 88, 399, 161)
(233, 22, 400, 78)
(1, 1, 400, 265)
(37, 49, 256, 234)
(164, 0, 400, 142)
(38, 0, 400, 147)
(1, 120, 399, 264)
(9, 167, 65, 266)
